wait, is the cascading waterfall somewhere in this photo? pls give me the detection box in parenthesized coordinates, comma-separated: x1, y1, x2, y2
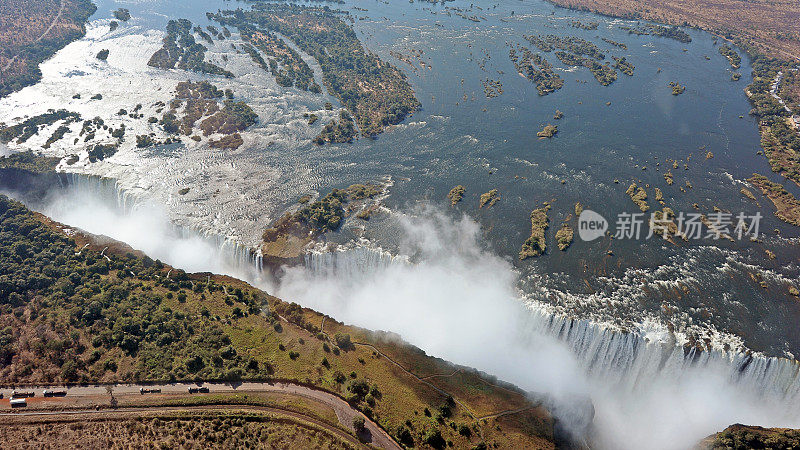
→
(303, 245, 800, 415)
(522, 304, 800, 413)
(6, 172, 267, 279)
(304, 243, 406, 278)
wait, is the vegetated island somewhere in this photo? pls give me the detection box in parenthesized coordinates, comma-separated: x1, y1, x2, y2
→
(626, 182, 650, 212)
(479, 189, 500, 208)
(113, 7, 131, 22)
(447, 185, 465, 206)
(555, 223, 574, 250)
(570, 20, 598, 30)
(522, 34, 619, 86)
(0, 150, 60, 174)
(210, 3, 421, 139)
(520, 203, 551, 260)
(150, 80, 258, 150)
(260, 184, 383, 265)
(619, 24, 691, 43)
(669, 81, 686, 95)
(148, 19, 234, 78)
(0, 193, 559, 449)
(718, 44, 741, 69)
(601, 37, 627, 49)
(237, 28, 321, 93)
(747, 174, 800, 226)
(538, 124, 558, 138)
(508, 45, 564, 95)
(0, 0, 97, 98)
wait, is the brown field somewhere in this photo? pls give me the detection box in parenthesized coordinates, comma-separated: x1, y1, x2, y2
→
(0, 410, 360, 449)
(545, 0, 800, 60)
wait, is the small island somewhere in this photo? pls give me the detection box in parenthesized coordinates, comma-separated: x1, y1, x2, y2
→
(555, 223, 574, 251)
(669, 81, 686, 95)
(748, 174, 800, 226)
(626, 182, 650, 212)
(520, 204, 550, 259)
(447, 185, 465, 206)
(479, 189, 500, 208)
(537, 124, 558, 138)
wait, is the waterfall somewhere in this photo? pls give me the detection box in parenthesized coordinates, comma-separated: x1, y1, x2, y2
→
(8, 172, 267, 279)
(304, 243, 405, 278)
(302, 244, 800, 414)
(523, 304, 800, 413)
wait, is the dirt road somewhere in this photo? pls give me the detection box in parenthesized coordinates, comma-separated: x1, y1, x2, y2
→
(0, 381, 401, 450)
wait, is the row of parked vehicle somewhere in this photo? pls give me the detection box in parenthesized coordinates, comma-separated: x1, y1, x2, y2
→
(3, 386, 210, 407)
(2, 389, 67, 407)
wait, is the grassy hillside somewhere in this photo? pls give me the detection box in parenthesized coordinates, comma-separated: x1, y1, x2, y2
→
(0, 193, 556, 449)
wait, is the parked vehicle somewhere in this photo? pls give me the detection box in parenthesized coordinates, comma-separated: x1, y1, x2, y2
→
(139, 388, 162, 394)
(10, 398, 26, 408)
(43, 390, 67, 397)
(11, 391, 34, 398)
(188, 386, 209, 394)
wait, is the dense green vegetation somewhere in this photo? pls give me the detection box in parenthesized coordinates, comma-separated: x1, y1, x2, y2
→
(87, 143, 119, 162)
(157, 81, 257, 148)
(238, 27, 320, 93)
(620, 24, 691, 43)
(570, 20, 598, 30)
(0, 110, 81, 144)
(147, 19, 234, 78)
(555, 51, 618, 85)
(314, 110, 356, 145)
(211, 3, 420, 138)
(0, 194, 557, 449)
(0, 151, 60, 173)
(508, 46, 564, 95)
(0, 0, 96, 98)
(113, 8, 131, 22)
(524, 34, 605, 60)
(748, 174, 800, 226)
(520, 204, 550, 260)
(0, 194, 269, 382)
(705, 425, 800, 449)
(295, 184, 381, 232)
(744, 57, 800, 186)
(718, 44, 741, 69)
(601, 37, 627, 49)
(669, 81, 686, 95)
(612, 56, 635, 75)
(447, 185, 465, 206)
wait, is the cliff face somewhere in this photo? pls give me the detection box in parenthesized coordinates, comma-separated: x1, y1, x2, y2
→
(698, 424, 800, 449)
